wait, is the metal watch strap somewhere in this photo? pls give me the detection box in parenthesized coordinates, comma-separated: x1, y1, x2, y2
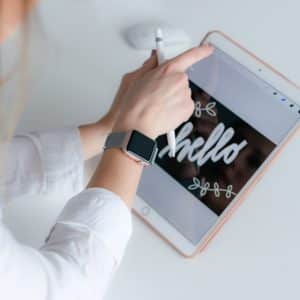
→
(104, 131, 127, 150)
(104, 131, 158, 165)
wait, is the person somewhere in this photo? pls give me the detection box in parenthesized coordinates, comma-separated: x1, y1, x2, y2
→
(0, 1, 213, 299)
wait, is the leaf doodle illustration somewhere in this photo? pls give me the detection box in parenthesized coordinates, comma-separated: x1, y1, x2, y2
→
(194, 101, 217, 118)
(225, 185, 234, 198)
(195, 101, 202, 118)
(188, 177, 201, 190)
(188, 177, 237, 199)
(213, 182, 220, 197)
(200, 182, 210, 196)
(206, 102, 217, 117)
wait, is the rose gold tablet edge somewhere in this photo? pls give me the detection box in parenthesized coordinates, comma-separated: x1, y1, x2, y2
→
(134, 30, 300, 258)
(201, 30, 300, 90)
(194, 123, 300, 257)
(134, 122, 300, 259)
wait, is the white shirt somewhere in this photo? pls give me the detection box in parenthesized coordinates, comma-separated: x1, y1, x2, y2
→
(0, 128, 132, 300)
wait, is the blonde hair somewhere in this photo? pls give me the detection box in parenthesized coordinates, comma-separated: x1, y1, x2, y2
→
(0, 0, 30, 184)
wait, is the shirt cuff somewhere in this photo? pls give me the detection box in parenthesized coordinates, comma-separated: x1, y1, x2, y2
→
(23, 128, 84, 196)
(56, 188, 132, 265)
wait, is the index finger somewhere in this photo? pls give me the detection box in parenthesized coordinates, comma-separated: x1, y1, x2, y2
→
(165, 44, 214, 73)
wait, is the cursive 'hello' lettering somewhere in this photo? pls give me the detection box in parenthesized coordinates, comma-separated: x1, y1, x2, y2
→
(158, 122, 248, 167)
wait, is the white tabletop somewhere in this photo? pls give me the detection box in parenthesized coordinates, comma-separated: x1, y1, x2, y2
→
(3, 1, 300, 299)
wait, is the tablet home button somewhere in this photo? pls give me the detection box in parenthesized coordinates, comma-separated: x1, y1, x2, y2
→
(141, 206, 151, 216)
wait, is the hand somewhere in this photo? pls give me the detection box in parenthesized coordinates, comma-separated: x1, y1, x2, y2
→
(101, 50, 158, 130)
(79, 51, 159, 160)
(112, 44, 214, 139)
(88, 45, 214, 207)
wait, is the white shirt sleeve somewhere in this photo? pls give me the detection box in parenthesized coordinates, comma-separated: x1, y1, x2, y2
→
(0, 129, 133, 300)
(2, 128, 84, 200)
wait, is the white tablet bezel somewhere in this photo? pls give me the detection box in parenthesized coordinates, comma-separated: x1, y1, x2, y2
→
(133, 31, 300, 257)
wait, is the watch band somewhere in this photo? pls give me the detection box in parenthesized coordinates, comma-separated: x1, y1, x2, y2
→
(104, 131, 127, 149)
(104, 131, 158, 165)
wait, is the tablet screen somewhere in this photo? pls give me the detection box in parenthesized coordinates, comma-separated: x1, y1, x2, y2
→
(138, 46, 300, 244)
(156, 81, 276, 216)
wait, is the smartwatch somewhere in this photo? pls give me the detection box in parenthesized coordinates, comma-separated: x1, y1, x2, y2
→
(104, 130, 158, 166)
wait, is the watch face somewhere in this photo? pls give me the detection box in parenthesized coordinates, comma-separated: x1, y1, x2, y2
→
(127, 130, 156, 162)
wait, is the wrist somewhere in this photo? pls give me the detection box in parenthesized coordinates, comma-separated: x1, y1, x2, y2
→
(112, 119, 158, 140)
(88, 147, 144, 208)
(96, 114, 116, 134)
(104, 130, 158, 166)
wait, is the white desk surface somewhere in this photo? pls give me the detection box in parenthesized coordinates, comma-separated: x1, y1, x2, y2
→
(3, 1, 300, 299)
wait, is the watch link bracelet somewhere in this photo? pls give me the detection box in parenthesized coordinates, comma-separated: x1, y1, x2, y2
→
(104, 130, 158, 166)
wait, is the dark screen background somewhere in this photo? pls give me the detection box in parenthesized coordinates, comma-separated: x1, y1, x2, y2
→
(155, 81, 276, 215)
(127, 130, 155, 160)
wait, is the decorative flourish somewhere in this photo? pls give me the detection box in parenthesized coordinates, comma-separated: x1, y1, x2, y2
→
(188, 177, 237, 199)
(194, 101, 217, 118)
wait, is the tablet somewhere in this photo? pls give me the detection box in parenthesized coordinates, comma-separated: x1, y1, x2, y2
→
(134, 31, 300, 257)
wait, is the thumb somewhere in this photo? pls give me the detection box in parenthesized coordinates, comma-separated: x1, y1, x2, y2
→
(139, 50, 158, 73)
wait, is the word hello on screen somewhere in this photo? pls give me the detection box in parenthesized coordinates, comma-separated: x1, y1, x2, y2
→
(158, 122, 248, 167)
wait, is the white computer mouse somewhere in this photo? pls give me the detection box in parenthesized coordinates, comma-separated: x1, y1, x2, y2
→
(124, 22, 191, 50)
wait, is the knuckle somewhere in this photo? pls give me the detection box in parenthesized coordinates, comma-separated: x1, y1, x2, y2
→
(191, 100, 195, 111)
(185, 87, 192, 97)
(122, 71, 136, 82)
(189, 48, 199, 60)
(189, 98, 195, 109)
(179, 100, 194, 122)
(162, 63, 174, 75)
(179, 72, 188, 82)
(186, 100, 195, 115)
(175, 73, 188, 86)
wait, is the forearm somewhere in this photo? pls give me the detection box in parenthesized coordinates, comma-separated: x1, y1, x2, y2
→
(87, 148, 144, 208)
